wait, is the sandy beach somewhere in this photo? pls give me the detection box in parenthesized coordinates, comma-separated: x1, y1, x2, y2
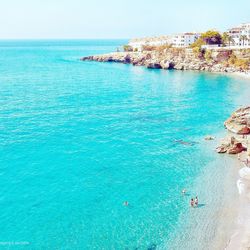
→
(231, 71, 250, 80)
(220, 133, 250, 250)
(226, 154, 250, 249)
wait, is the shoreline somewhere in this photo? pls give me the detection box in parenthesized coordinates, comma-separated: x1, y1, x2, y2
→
(162, 131, 239, 250)
(216, 108, 250, 249)
(81, 52, 250, 248)
(81, 50, 250, 76)
(226, 150, 250, 250)
(230, 71, 250, 79)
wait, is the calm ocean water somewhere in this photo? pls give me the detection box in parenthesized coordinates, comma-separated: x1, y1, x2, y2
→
(0, 40, 250, 249)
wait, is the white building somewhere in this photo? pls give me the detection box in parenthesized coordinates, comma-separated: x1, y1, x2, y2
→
(170, 33, 201, 47)
(128, 36, 172, 52)
(228, 23, 250, 47)
(128, 32, 200, 51)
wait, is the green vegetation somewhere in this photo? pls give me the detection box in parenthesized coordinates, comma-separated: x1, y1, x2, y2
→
(204, 50, 212, 61)
(201, 30, 222, 45)
(192, 46, 201, 55)
(190, 30, 223, 50)
(190, 38, 205, 48)
(192, 46, 205, 59)
(240, 35, 249, 46)
(228, 53, 249, 70)
(222, 32, 235, 46)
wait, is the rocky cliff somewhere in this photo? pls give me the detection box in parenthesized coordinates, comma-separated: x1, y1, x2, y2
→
(217, 107, 250, 154)
(81, 47, 250, 73)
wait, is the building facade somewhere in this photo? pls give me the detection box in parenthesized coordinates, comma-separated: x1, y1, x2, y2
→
(128, 32, 200, 51)
(228, 23, 250, 47)
(171, 33, 201, 47)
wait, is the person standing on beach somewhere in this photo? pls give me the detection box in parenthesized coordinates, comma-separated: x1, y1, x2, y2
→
(190, 198, 194, 207)
(194, 196, 198, 207)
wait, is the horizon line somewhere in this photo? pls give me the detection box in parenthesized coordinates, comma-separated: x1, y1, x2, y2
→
(0, 38, 130, 40)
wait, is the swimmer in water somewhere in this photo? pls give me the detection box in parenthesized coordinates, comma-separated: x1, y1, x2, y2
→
(123, 201, 129, 206)
(182, 189, 186, 195)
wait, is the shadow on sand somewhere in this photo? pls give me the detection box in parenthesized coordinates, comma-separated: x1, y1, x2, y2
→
(196, 203, 206, 208)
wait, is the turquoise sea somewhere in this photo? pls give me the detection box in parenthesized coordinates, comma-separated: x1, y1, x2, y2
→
(0, 40, 250, 249)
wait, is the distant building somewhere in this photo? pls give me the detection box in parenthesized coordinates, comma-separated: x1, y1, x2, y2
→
(128, 23, 250, 51)
(128, 32, 200, 51)
(171, 33, 201, 47)
(227, 23, 250, 47)
(128, 36, 171, 52)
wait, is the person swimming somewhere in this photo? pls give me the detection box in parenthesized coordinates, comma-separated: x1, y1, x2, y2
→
(123, 201, 129, 206)
(182, 189, 186, 195)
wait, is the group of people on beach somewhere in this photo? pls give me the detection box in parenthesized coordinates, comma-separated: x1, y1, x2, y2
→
(190, 197, 198, 207)
(182, 189, 199, 207)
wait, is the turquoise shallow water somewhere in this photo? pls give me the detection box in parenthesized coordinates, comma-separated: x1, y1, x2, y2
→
(0, 40, 250, 249)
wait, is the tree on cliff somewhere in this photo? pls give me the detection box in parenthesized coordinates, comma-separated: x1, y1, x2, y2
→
(222, 32, 235, 46)
(201, 30, 222, 45)
(190, 38, 205, 48)
(190, 30, 222, 48)
(240, 35, 248, 46)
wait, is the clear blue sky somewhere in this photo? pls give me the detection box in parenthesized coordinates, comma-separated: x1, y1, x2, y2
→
(0, 0, 249, 39)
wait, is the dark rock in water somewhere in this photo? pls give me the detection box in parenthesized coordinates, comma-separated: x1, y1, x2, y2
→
(81, 56, 93, 61)
(146, 62, 162, 69)
(124, 55, 131, 63)
(204, 135, 215, 140)
(173, 139, 198, 146)
(107, 57, 114, 62)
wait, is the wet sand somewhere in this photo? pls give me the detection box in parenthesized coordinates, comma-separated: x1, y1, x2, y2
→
(226, 151, 250, 250)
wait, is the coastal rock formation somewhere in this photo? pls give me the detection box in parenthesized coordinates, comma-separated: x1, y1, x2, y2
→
(81, 48, 250, 74)
(227, 142, 246, 154)
(216, 136, 246, 154)
(224, 107, 250, 134)
(146, 61, 162, 69)
(217, 107, 250, 154)
(216, 145, 228, 153)
(211, 49, 232, 63)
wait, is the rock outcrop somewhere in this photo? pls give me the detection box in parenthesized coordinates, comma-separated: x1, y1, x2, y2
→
(217, 107, 250, 154)
(224, 107, 250, 134)
(216, 136, 246, 154)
